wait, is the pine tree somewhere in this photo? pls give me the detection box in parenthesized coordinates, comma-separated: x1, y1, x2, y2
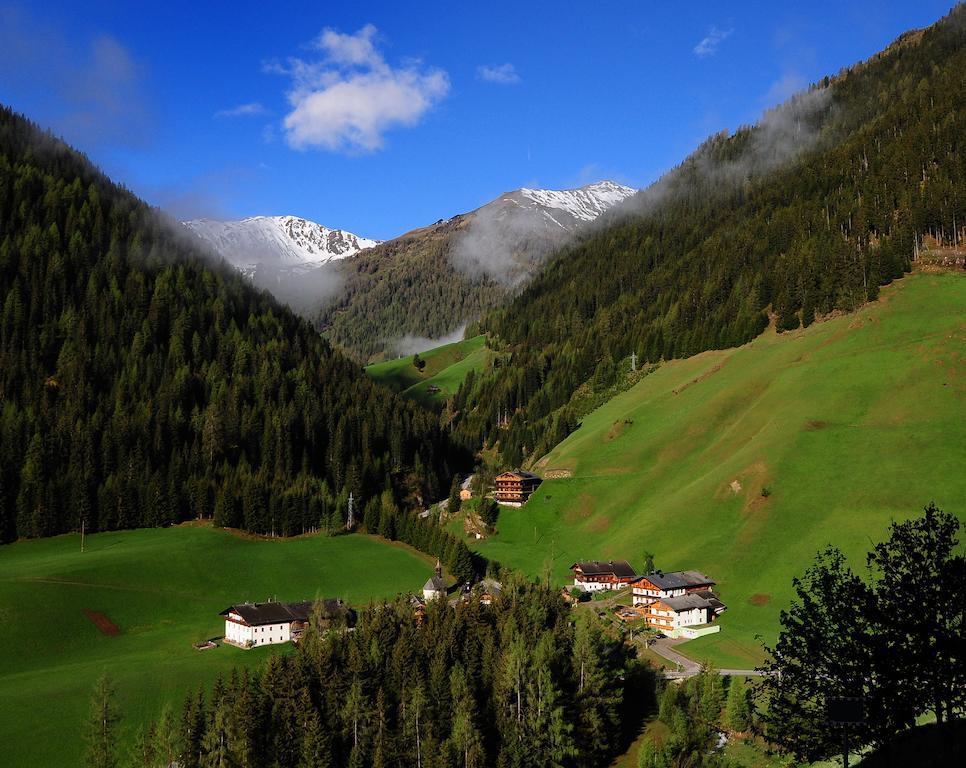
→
(447, 475, 462, 516)
(152, 704, 180, 767)
(84, 674, 120, 768)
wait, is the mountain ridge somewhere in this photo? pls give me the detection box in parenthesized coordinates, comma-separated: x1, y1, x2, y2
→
(319, 180, 637, 361)
(183, 214, 380, 279)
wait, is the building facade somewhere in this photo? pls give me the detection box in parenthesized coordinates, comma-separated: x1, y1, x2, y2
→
(630, 570, 716, 606)
(423, 559, 447, 601)
(220, 599, 349, 649)
(570, 560, 638, 591)
(643, 593, 714, 633)
(494, 470, 542, 504)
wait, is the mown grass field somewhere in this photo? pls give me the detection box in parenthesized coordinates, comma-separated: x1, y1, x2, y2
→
(0, 525, 434, 767)
(366, 335, 491, 406)
(474, 273, 966, 669)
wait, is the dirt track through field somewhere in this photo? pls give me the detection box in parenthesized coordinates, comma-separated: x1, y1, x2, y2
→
(83, 609, 120, 636)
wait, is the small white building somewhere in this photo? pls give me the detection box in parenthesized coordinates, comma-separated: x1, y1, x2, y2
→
(423, 559, 447, 602)
(220, 599, 349, 649)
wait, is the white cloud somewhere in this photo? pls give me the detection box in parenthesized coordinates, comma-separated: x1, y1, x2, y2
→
(314, 23, 382, 68)
(270, 24, 449, 153)
(693, 26, 733, 58)
(214, 102, 266, 118)
(477, 63, 521, 85)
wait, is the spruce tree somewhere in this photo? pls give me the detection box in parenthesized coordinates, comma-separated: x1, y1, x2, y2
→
(84, 674, 120, 768)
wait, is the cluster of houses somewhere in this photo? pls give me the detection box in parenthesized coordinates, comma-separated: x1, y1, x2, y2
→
(220, 560, 505, 649)
(570, 560, 726, 637)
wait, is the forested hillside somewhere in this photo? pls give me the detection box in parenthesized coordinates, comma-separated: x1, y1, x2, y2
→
(320, 215, 506, 362)
(0, 106, 464, 542)
(141, 580, 632, 768)
(455, 7, 966, 464)
(321, 183, 633, 363)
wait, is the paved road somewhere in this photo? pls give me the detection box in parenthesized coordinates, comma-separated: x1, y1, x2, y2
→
(646, 637, 768, 679)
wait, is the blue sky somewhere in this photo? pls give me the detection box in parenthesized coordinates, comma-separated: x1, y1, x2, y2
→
(0, 1, 954, 239)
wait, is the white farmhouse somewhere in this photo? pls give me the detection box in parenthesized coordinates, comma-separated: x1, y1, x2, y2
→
(645, 593, 716, 633)
(220, 599, 349, 649)
(629, 570, 725, 614)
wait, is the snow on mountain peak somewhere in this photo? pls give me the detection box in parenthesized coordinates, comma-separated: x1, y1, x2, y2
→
(183, 215, 380, 274)
(515, 181, 637, 224)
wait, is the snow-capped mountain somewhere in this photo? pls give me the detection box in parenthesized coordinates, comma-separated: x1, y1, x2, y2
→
(448, 180, 638, 285)
(491, 180, 637, 230)
(183, 215, 380, 278)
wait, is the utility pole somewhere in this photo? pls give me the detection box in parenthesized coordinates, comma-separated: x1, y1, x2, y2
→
(80, 518, 85, 553)
(346, 492, 355, 530)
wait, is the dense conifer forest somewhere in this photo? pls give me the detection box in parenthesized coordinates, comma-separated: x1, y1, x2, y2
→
(453, 8, 966, 465)
(319, 216, 506, 363)
(121, 580, 631, 768)
(0, 105, 469, 544)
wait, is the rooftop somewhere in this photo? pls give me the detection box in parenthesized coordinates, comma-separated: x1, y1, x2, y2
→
(634, 570, 715, 590)
(496, 469, 541, 481)
(661, 593, 713, 612)
(220, 598, 347, 626)
(571, 560, 637, 579)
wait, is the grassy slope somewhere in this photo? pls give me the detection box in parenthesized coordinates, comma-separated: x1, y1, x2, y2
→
(366, 335, 490, 405)
(0, 525, 434, 767)
(474, 273, 966, 668)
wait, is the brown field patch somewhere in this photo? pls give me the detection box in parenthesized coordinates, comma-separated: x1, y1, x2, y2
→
(84, 609, 120, 636)
(564, 492, 596, 523)
(586, 514, 612, 534)
(805, 419, 827, 430)
(748, 594, 771, 606)
(603, 419, 632, 443)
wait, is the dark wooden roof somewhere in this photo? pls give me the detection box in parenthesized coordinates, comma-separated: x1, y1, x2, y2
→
(695, 590, 727, 613)
(570, 560, 637, 578)
(633, 570, 715, 590)
(496, 469, 541, 481)
(662, 594, 713, 612)
(220, 599, 347, 626)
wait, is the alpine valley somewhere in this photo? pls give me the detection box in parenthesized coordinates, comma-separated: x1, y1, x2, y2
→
(185, 181, 636, 361)
(1, 5, 965, 768)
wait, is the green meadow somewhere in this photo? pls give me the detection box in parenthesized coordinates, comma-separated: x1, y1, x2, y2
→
(474, 273, 966, 669)
(0, 525, 434, 767)
(366, 334, 491, 406)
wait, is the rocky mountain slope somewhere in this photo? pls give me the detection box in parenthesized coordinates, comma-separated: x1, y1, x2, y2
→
(183, 214, 379, 281)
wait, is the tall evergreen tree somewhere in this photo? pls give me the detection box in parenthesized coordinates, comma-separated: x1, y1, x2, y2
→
(85, 674, 120, 768)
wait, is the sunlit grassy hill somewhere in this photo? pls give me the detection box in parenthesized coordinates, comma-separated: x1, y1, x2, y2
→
(473, 272, 966, 668)
(366, 334, 492, 406)
(0, 526, 434, 767)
